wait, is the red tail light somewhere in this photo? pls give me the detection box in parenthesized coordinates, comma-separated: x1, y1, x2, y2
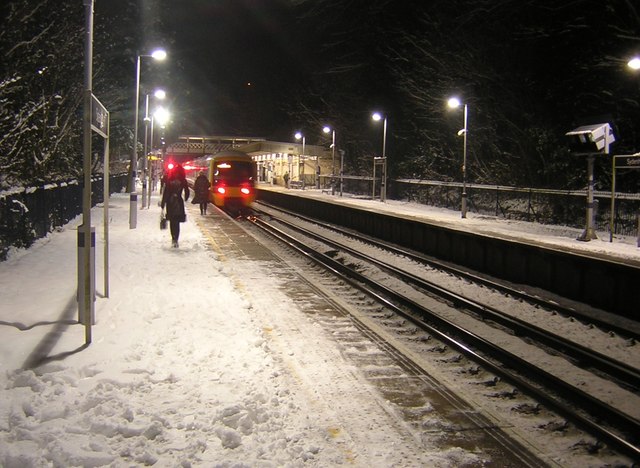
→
(241, 187, 251, 195)
(217, 187, 226, 195)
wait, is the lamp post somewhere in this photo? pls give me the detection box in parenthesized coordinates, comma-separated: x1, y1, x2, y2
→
(447, 97, 468, 218)
(142, 88, 166, 208)
(627, 56, 640, 246)
(130, 48, 166, 229)
(372, 112, 388, 202)
(323, 126, 336, 195)
(295, 132, 306, 189)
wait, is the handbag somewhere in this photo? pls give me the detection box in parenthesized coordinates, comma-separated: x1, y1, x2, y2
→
(160, 210, 167, 230)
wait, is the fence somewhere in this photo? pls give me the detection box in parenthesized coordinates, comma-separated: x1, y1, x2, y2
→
(324, 176, 639, 237)
(394, 180, 640, 236)
(0, 173, 128, 261)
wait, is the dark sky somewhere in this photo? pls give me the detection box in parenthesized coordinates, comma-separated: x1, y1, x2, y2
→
(147, 0, 306, 139)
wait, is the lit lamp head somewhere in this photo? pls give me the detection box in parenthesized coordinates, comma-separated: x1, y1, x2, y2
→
(154, 106, 170, 126)
(151, 49, 167, 61)
(627, 56, 640, 70)
(447, 97, 462, 109)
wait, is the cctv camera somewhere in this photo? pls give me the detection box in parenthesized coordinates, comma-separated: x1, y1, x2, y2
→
(565, 123, 615, 154)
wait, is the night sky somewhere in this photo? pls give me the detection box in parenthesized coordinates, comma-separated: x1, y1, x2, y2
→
(144, 0, 307, 139)
(92, 0, 640, 182)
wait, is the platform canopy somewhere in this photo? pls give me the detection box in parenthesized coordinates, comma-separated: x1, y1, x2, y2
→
(166, 135, 266, 159)
(165, 135, 329, 163)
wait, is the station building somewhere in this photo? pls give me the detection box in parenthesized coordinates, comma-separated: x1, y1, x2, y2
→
(162, 135, 333, 188)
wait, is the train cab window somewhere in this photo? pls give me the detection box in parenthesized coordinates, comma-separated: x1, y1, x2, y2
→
(213, 161, 254, 184)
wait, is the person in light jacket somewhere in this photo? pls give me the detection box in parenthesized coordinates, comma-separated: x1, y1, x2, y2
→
(161, 164, 190, 248)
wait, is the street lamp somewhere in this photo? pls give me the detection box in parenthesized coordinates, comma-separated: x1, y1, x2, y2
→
(447, 96, 468, 218)
(295, 132, 306, 189)
(323, 126, 337, 195)
(372, 112, 388, 202)
(147, 106, 170, 180)
(142, 88, 166, 209)
(130, 47, 167, 229)
(152, 106, 170, 148)
(628, 56, 640, 70)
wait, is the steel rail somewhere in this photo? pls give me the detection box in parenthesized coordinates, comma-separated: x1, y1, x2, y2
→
(247, 213, 640, 461)
(259, 208, 640, 392)
(255, 201, 640, 342)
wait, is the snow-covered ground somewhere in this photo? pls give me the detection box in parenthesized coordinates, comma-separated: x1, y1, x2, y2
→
(1, 187, 638, 467)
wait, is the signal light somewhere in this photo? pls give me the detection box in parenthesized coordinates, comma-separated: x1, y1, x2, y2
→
(167, 163, 175, 170)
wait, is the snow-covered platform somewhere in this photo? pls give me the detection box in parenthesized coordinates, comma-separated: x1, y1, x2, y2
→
(0, 192, 526, 466)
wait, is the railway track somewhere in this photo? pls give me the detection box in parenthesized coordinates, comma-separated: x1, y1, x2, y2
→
(246, 202, 640, 463)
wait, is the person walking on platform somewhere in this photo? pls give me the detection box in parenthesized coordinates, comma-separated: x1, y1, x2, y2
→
(192, 171, 211, 215)
(161, 164, 190, 248)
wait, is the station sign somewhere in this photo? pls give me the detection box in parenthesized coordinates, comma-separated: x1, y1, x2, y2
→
(91, 94, 109, 138)
(614, 154, 640, 170)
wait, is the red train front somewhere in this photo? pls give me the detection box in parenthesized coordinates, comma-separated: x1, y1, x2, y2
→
(208, 150, 257, 213)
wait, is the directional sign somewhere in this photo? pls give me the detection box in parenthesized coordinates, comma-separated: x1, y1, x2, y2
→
(614, 154, 640, 170)
(91, 94, 109, 138)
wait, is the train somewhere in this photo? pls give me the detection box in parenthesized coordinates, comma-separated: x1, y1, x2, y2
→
(163, 149, 257, 213)
(206, 150, 257, 213)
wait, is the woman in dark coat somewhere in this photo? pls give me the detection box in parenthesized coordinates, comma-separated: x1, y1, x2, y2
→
(161, 164, 190, 248)
(191, 171, 211, 215)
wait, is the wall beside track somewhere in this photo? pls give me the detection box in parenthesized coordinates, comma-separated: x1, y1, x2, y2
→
(256, 188, 638, 319)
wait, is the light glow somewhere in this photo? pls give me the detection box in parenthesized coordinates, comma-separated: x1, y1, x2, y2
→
(628, 57, 640, 70)
(241, 187, 251, 195)
(447, 97, 461, 109)
(151, 49, 167, 61)
(154, 106, 170, 125)
(217, 187, 226, 195)
(218, 163, 231, 169)
(372, 112, 382, 121)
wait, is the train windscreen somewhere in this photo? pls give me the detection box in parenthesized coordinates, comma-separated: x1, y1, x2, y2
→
(214, 161, 254, 185)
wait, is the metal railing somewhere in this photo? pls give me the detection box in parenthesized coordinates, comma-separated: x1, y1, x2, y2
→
(393, 179, 640, 237)
(313, 175, 639, 237)
(0, 174, 128, 261)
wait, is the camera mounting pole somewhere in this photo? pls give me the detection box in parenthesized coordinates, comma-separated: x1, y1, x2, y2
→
(565, 123, 615, 242)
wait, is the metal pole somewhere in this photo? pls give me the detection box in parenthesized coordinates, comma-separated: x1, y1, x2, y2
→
(461, 104, 468, 218)
(150, 117, 155, 194)
(129, 55, 141, 228)
(610, 155, 615, 243)
(579, 155, 597, 241)
(340, 149, 344, 196)
(381, 117, 387, 202)
(372, 157, 376, 200)
(142, 94, 149, 209)
(331, 130, 336, 195)
(301, 136, 305, 189)
(82, 0, 94, 344)
(103, 122, 110, 297)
